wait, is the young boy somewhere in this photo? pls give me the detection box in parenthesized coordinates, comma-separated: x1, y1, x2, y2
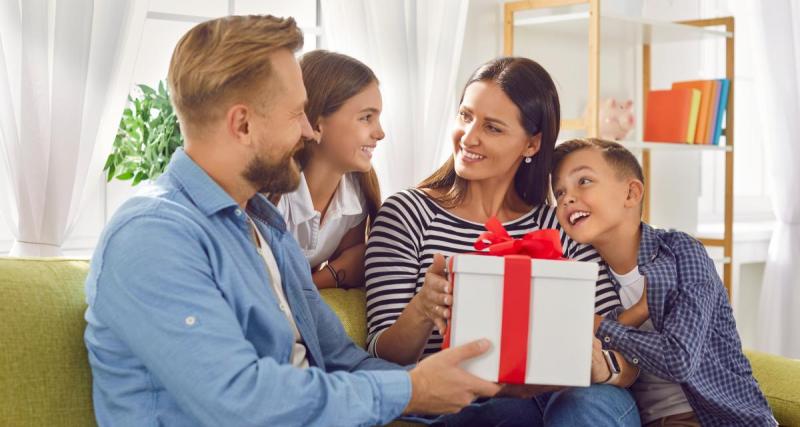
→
(551, 138, 776, 426)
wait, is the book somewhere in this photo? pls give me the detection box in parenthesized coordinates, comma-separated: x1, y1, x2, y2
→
(672, 80, 716, 144)
(704, 80, 722, 144)
(644, 88, 701, 143)
(712, 79, 730, 145)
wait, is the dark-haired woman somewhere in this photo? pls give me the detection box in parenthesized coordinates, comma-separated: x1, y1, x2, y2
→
(276, 50, 384, 290)
(365, 57, 641, 426)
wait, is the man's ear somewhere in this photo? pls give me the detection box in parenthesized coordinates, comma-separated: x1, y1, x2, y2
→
(625, 179, 645, 208)
(226, 104, 252, 145)
(524, 133, 542, 157)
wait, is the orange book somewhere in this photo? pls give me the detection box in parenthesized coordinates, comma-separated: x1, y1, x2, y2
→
(644, 89, 701, 143)
(672, 80, 715, 144)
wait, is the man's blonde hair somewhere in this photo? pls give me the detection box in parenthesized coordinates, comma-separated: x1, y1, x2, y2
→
(167, 15, 303, 135)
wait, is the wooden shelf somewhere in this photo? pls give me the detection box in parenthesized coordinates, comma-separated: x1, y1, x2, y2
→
(556, 139, 732, 152)
(618, 141, 732, 152)
(513, 11, 732, 43)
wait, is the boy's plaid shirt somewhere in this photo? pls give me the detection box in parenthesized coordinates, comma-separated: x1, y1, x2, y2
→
(597, 223, 777, 426)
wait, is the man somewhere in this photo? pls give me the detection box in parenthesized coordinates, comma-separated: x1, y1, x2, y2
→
(84, 15, 499, 427)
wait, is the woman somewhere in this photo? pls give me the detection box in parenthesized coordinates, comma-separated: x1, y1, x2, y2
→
(365, 57, 640, 426)
(276, 50, 384, 289)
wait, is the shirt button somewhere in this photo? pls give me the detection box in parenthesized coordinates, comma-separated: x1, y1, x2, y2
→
(235, 209, 242, 216)
(185, 316, 196, 326)
(280, 303, 287, 311)
(603, 336, 611, 343)
(632, 358, 640, 365)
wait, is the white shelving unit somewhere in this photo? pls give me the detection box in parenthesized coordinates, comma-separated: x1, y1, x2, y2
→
(504, 0, 735, 296)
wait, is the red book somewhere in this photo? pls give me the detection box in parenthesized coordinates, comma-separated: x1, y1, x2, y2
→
(644, 89, 701, 143)
(672, 80, 716, 144)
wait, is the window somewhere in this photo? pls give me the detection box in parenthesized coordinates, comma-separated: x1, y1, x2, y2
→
(696, 0, 774, 224)
(0, 0, 322, 256)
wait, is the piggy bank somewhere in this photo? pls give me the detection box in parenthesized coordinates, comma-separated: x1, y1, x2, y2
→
(586, 98, 635, 140)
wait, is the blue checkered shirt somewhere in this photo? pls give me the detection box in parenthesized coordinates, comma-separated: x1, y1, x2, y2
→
(597, 223, 776, 426)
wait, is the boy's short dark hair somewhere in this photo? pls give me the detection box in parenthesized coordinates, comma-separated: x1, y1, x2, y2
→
(552, 138, 645, 186)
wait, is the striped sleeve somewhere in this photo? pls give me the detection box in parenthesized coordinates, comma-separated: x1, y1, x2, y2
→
(364, 191, 426, 356)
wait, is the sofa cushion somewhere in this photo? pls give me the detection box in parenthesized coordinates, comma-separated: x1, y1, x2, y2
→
(0, 258, 94, 427)
(746, 349, 800, 426)
(319, 288, 368, 349)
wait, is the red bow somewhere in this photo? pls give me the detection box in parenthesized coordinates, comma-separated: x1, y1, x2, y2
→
(474, 217, 564, 259)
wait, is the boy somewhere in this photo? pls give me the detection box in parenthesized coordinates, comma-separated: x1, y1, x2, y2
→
(551, 138, 776, 426)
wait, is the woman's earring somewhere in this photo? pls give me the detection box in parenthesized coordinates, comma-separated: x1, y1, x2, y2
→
(524, 156, 532, 164)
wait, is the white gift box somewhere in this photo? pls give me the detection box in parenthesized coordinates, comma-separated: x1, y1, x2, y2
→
(445, 253, 598, 387)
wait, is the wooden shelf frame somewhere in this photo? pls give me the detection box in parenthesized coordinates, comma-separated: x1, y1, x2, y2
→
(504, 1, 735, 297)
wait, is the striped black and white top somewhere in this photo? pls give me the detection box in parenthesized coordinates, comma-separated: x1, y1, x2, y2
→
(364, 188, 622, 358)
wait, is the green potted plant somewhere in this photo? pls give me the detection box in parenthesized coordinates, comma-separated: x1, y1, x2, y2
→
(104, 81, 183, 186)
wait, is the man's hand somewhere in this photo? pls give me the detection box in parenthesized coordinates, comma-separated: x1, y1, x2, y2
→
(405, 339, 501, 415)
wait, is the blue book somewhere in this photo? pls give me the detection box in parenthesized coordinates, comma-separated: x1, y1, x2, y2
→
(713, 79, 730, 145)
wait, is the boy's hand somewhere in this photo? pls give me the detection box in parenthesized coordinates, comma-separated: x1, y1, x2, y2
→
(634, 282, 649, 318)
(595, 281, 651, 333)
(617, 284, 650, 328)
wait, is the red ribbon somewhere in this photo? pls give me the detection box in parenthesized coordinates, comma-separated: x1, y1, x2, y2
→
(442, 217, 564, 384)
(474, 216, 564, 259)
(499, 255, 532, 383)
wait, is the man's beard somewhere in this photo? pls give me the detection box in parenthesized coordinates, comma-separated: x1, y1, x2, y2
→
(243, 140, 303, 194)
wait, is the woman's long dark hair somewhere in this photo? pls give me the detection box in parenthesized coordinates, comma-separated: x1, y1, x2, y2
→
(418, 57, 561, 208)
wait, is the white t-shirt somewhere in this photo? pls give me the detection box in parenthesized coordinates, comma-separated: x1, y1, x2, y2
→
(251, 217, 309, 369)
(277, 172, 367, 269)
(611, 266, 693, 424)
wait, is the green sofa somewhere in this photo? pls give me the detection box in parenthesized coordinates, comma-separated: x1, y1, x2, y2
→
(2, 257, 799, 426)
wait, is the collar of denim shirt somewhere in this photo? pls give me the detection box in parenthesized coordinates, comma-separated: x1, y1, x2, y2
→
(166, 148, 288, 232)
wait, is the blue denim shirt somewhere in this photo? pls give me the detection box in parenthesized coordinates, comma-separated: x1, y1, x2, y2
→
(84, 149, 411, 427)
(598, 223, 776, 426)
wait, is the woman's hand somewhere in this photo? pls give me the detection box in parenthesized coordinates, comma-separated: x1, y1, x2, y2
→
(590, 337, 612, 384)
(409, 253, 452, 334)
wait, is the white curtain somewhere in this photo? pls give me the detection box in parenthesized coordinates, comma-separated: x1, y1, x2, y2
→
(0, 0, 148, 257)
(749, 0, 800, 358)
(320, 0, 469, 198)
